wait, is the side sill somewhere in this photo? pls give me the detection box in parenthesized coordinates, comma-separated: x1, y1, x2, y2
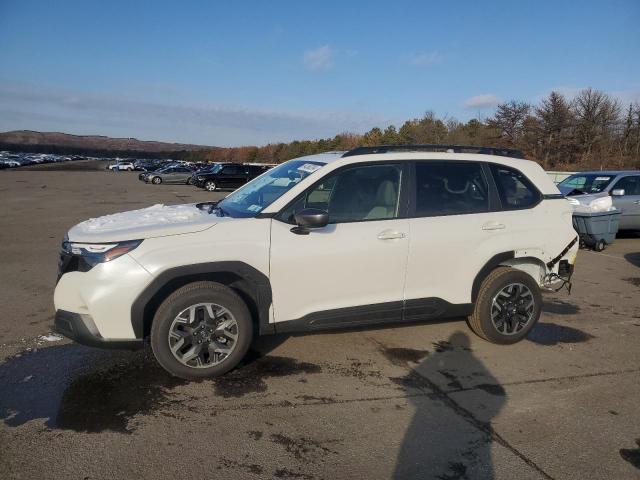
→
(274, 299, 473, 335)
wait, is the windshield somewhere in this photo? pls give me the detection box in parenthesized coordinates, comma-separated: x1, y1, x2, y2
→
(216, 159, 326, 218)
(558, 174, 615, 195)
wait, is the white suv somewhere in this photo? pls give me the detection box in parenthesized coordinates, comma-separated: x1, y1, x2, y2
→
(107, 161, 135, 171)
(54, 146, 578, 379)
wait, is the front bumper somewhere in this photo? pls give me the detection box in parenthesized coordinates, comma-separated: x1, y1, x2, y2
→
(54, 310, 143, 350)
(54, 253, 153, 339)
(192, 177, 206, 188)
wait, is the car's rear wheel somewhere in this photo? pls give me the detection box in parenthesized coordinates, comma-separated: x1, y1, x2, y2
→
(205, 180, 217, 192)
(152, 176, 162, 184)
(150, 281, 252, 379)
(467, 267, 541, 344)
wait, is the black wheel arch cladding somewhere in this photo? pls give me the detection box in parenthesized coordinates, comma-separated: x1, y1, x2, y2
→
(131, 261, 274, 339)
(471, 251, 515, 302)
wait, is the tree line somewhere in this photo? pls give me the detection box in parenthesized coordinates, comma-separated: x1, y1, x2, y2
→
(199, 88, 639, 171)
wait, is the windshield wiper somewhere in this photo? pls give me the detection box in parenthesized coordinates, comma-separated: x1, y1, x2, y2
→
(215, 206, 228, 217)
(195, 202, 220, 214)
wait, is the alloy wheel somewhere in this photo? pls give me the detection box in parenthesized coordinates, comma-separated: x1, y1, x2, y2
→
(168, 302, 239, 368)
(490, 283, 535, 335)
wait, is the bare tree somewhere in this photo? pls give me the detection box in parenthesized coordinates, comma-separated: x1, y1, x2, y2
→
(573, 88, 621, 166)
(535, 91, 574, 168)
(487, 101, 532, 145)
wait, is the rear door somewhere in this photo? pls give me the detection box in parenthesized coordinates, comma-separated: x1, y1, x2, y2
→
(404, 161, 510, 315)
(611, 175, 640, 229)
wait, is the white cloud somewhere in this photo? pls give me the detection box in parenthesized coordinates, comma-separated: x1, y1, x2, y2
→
(0, 82, 392, 146)
(303, 45, 334, 71)
(406, 51, 441, 67)
(463, 94, 502, 109)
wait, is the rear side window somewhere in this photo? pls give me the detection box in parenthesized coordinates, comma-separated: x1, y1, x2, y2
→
(414, 162, 489, 217)
(490, 164, 541, 210)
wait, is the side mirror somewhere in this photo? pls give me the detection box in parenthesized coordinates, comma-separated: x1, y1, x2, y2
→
(290, 208, 329, 235)
(611, 189, 625, 196)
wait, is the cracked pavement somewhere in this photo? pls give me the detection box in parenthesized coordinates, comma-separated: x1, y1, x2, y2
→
(1, 164, 640, 479)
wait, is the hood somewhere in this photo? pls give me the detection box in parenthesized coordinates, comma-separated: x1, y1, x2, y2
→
(564, 192, 615, 213)
(561, 190, 607, 202)
(67, 203, 218, 243)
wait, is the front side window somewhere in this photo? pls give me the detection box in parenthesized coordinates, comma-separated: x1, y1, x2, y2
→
(612, 176, 640, 195)
(490, 164, 541, 210)
(280, 164, 402, 224)
(414, 162, 489, 217)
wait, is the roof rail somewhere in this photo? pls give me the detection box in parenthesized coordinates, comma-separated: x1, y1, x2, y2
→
(342, 144, 524, 159)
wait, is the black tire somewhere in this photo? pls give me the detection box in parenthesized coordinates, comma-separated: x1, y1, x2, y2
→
(467, 267, 541, 345)
(150, 281, 253, 379)
(595, 239, 606, 252)
(186, 177, 192, 185)
(152, 176, 162, 185)
(205, 180, 217, 192)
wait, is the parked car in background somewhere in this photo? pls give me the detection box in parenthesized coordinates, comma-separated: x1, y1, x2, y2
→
(189, 163, 221, 184)
(193, 162, 274, 191)
(145, 165, 194, 184)
(133, 159, 162, 171)
(107, 161, 135, 171)
(138, 165, 164, 181)
(558, 171, 640, 230)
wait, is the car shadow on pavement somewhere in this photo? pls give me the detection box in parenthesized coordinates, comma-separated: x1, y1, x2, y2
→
(0, 335, 291, 433)
(624, 251, 640, 269)
(391, 332, 505, 479)
(0, 345, 181, 433)
(541, 299, 580, 315)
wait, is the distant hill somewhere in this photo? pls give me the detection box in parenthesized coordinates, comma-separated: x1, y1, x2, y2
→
(0, 130, 217, 158)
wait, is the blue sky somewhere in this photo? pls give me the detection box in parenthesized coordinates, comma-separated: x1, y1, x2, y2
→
(0, 0, 638, 146)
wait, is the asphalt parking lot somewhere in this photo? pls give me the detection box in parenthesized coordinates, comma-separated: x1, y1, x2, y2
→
(1, 162, 639, 479)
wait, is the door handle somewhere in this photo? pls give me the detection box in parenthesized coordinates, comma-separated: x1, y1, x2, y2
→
(482, 222, 506, 231)
(377, 230, 406, 240)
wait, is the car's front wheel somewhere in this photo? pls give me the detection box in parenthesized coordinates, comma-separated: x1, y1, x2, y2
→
(150, 281, 253, 379)
(467, 267, 541, 344)
(152, 176, 162, 184)
(205, 180, 217, 192)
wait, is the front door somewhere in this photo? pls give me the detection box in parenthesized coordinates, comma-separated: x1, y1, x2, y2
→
(611, 175, 640, 229)
(269, 163, 409, 329)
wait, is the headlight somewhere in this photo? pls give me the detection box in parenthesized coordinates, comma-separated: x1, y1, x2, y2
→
(62, 239, 142, 266)
(197, 176, 204, 181)
(588, 196, 613, 212)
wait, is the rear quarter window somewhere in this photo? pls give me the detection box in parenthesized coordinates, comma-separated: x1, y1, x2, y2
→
(490, 164, 541, 210)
